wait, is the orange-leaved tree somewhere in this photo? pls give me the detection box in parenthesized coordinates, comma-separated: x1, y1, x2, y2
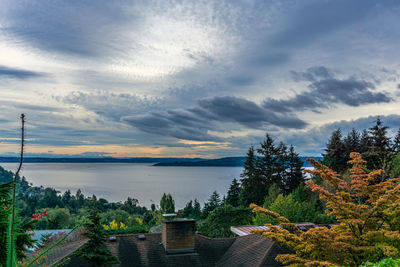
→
(250, 152, 400, 267)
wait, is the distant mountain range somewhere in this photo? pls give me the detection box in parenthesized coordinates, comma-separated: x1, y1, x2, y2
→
(0, 157, 202, 163)
(0, 156, 322, 167)
(153, 156, 322, 167)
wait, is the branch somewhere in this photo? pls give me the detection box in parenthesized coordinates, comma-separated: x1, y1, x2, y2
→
(7, 113, 25, 267)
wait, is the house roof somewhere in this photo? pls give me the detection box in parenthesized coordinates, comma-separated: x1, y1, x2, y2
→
(58, 233, 290, 267)
(230, 225, 270, 236)
(231, 223, 317, 236)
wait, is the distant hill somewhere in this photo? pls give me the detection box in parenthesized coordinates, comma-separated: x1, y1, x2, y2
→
(154, 157, 246, 167)
(153, 156, 322, 167)
(0, 157, 203, 163)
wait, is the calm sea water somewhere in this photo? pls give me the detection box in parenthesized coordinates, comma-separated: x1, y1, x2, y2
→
(0, 163, 243, 209)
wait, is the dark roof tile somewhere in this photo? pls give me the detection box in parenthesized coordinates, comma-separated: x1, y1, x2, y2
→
(61, 233, 289, 267)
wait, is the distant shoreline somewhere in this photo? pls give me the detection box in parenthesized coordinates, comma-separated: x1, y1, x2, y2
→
(0, 157, 204, 164)
(0, 156, 322, 167)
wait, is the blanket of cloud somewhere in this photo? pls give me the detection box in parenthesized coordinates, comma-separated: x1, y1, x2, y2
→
(0, 0, 400, 157)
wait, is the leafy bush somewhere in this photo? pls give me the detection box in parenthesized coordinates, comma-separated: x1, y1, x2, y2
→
(103, 225, 148, 235)
(361, 258, 400, 267)
(251, 153, 400, 267)
(253, 183, 334, 226)
(198, 205, 253, 238)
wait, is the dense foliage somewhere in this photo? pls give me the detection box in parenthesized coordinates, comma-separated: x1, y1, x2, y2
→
(198, 205, 253, 238)
(361, 258, 400, 267)
(251, 153, 400, 267)
(73, 197, 119, 267)
(324, 119, 399, 173)
(160, 193, 175, 214)
(240, 135, 304, 206)
(0, 165, 152, 232)
(253, 183, 333, 225)
(202, 190, 221, 218)
(0, 180, 37, 266)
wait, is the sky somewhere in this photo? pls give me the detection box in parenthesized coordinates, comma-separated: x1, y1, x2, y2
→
(0, 0, 400, 158)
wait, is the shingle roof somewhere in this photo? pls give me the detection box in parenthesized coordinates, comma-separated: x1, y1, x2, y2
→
(60, 233, 290, 267)
(218, 234, 288, 267)
(231, 223, 317, 236)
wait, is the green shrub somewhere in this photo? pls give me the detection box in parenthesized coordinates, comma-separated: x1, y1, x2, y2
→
(103, 225, 148, 235)
(198, 205, 253, 238)
(360, 258, 400, 267)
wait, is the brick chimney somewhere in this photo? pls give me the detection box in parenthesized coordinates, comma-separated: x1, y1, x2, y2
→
(162, 217, 196, 254)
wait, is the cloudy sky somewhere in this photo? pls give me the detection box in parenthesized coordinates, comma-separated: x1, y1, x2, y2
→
(0, 0, 399, 158)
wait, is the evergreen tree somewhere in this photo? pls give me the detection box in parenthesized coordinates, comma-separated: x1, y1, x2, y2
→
(360, 129, 371, 154)
(344, 128, 361, 155)
(323, 128, 347, 172)
(61, 190, 72, 208)
(275, 142, 288, 191)
(257, 134, 278, 186)
(192, 199, 202, 219)
(160, 193, 175, 214)
(202, 191, 221, 218)
(73, 196, 119, 267)
(75, 189, 85, 207)
(368, 118, 392, 169)
(182, 200, 193, 218)
(240, 145, 266, 206)
(283, 145, 304, 194)
(226, 178, 240, 207)
(393, 129, 400, 154)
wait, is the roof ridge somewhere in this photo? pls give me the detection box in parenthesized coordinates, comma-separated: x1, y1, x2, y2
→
(107, 232, 161, 237)
(196, 233, 237, 241)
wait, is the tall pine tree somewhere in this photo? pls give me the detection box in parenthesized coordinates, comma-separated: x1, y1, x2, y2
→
(257, 134, 278, 186)
(360, 129, 371, 154)
(226, 178, 240, 207)
(240, 145, 267, 206)
(283, 145, 304, 194)
(367, 118, 391, 169)
(392, 128, 400, 154)
(202, 191, 221, 218)
(192, 199, 202, 219)
(344, 128, 361, 155)
(323, 129, 347, 172)
(275, 142, 288, 191)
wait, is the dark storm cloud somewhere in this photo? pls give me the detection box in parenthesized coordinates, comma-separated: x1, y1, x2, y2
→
(198, 97, 307, 129)
(0, 65, 44, 79)
(123, 110, 215, 141)
(123, 96, 307, 140)
(263, 68, 392, 113)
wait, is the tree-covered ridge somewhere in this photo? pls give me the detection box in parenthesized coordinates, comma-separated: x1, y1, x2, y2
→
(0, 165, 151, 232)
